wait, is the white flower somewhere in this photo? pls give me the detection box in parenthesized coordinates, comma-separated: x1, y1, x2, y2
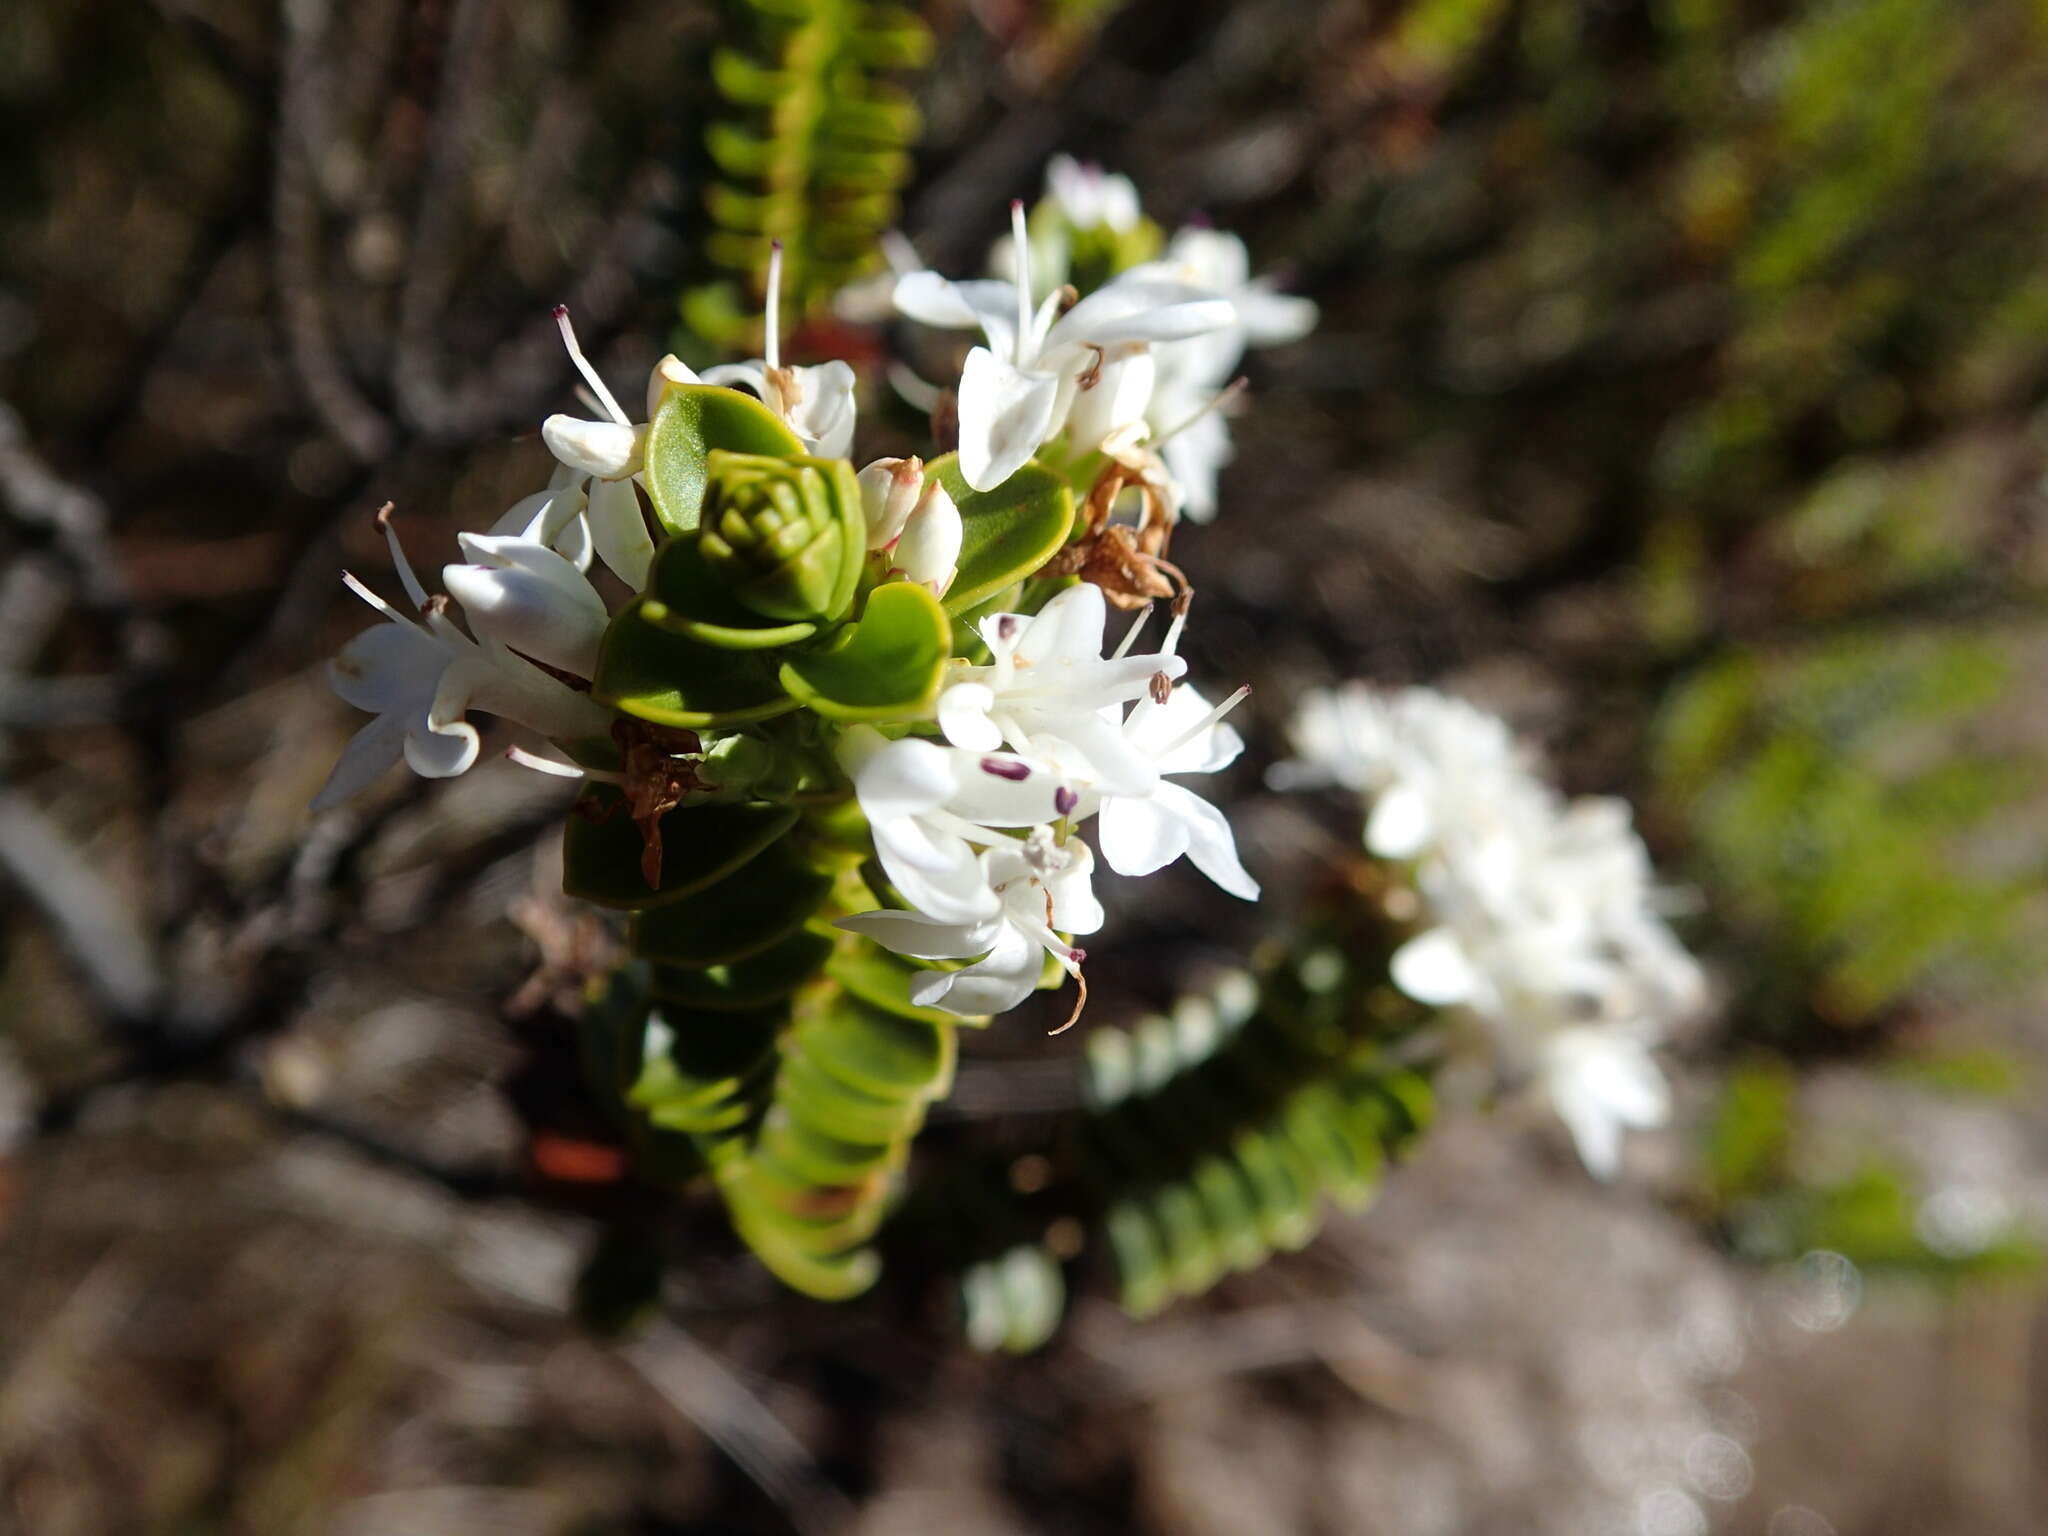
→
(935, 583, 1184, 794)
(835, 726, 1065, 925)
(839, 828, 1103, 1019)
(314, 512, 612, 810)
(1046, 155, 1141, 235)
(894, 202, 1234, 491)
(1093, 674, 1259, 901)
(1136, 227, 1318, 521)
(1276, 683, 1705, 1178)
(528, 306, 687, 589)
(703, 241, 857, 459)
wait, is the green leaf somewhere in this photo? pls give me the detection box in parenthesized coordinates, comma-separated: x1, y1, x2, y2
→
(824, 942, 958, 1025)
(642, 532, 820, 650)
(774, 1048, 925, 1144)
(643, 383, 804, 537)
(756, 1113, 897, 1186)
(795, 994, 953, 1101)
(563, 790, 798, 910)
(593, 599, 797, 728)
(777, 581, 950, 722)
(627, 1002, 785, 1138)
(726, 1208, 882, 1299)
(925, 454, 1074, 613)
(649, 926, 836, 1010)
(631, 839, 834, 967)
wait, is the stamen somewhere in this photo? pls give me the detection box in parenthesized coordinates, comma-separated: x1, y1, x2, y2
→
(506, 745, 612, 780)
(1053, 785, 1078, 817)
(375, 503, 429, 610)
(1155, 376, 1248, 447)
(1157, 684, 1251, 760)
(981, 756, 1032, 782)
(553, 305, 631, 427)
(1149, 671, 1174, 705)
(765, 240, 784, 371)
(340, 570, 416, 628)
(1049, 964, 1089, 1035)
(1011, 199, 1032, 365)
(1111, 604, 1154, 660)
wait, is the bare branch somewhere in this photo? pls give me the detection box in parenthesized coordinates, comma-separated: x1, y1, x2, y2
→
(0, 789, 163, 1024)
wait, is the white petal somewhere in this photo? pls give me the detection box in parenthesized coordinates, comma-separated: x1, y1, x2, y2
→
(937, 683, 1003, 752)
(443, 537, 609, 677)
(584, 474, 654, 588)
(310, 712, 408, 810)
(1157, 781, 1260, 901)
(1365, 784, 1435, 859)
(1042, 279, 1236, 352)
(956, 348, 1060, 493)
(647, 353, 699, 418)
(1237, 283, 1318, 347)
(788, 360, 857, 459)
(1097, 793, 1189, 880)
(893, 272, 1020, 357)
(1014, 583, 1106, 667)
(542, 416, 644, 480)
(854, 735, 955, 820)
(403, 714, 480, 779)
(701, 361, 770, 396)
(836, 906, 999, 961)
(942, 751, 1066, 826)
(327, 621, 445, 714)
(1063, 350, 1156, 452)
(910, 925, 1042, 1017)
(1390, 927, 1480, 1006)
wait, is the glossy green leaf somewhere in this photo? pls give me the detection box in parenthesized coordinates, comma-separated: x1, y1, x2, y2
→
(630, 840, 834, 967)
(776, 1048, 925, 1144)
(649, 927, 835, 1010)
(1106, 1200, 1171, 1319)
(796, 994, 952, 1101)
(563, 790, 797, 910)
(1151, 1183, 1224, 1296)
(777, 581, 950, 722)
(925, 454, 1074, 613)
(629, 1002, 785, 1119)
(643, 382, 803, 537)
(824, 942, 956, 1025)
(727, 1208, 882, 1299)
(592, 599, 797, 728)
(1190, 1153, 1268, 1273)
(697, 452, 865, 625)
(756, 1112, 897, 1186)
(641, 531, 819, 650)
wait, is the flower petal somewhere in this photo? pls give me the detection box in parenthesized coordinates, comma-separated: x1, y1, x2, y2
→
(443, 536, 609, 678)
(541, 416, 644, 480)
(909, 924, 1041, 1017)
(1390, 927, 1480, 1006)
(936, 683, 1003, 752)
(1042, 278, 1235, 352)
(956, 348, 1060, 493)
(893, 272, 1020, 358)
(310, 711, 408, 810)
(584, 474, 655, 588)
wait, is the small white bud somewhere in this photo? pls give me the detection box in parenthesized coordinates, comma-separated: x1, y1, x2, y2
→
(889, 482, 962, 595)
(646, 353, 700, 419)
(857, 455, 926, 550)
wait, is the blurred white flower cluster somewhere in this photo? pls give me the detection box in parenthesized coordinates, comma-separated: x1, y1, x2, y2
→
(1279, 684, 1707, 1177)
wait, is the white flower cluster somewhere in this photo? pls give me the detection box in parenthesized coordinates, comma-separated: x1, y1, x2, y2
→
(838, 584, 1257, 1022)
(1279, 684, 1707, 1178)
(895, 156, 1317, 514)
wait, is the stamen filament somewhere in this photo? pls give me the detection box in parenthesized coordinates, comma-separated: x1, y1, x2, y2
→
(1011, 199, 1032, 365)
(1155, 684, 1251, 760)
(1156, 376, 1248, 447)
(1113, 604, 1155, 660)
(376, 504, 429, 611)
(552, 306, 632, 427)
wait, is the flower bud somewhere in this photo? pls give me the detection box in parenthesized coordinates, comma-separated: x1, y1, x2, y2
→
(645, 353, 699, 419)
(857, 456, 926, 550)
(696, 450, 863, 623)
(542, 415, 644, 480)
(888, 482, 962, 596)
